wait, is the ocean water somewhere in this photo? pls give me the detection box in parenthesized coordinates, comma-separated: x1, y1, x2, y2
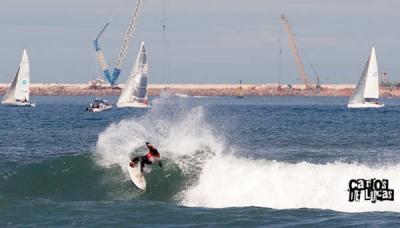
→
(1, 95, 400, 227)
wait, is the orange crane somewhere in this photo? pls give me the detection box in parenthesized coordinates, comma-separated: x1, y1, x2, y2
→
(281, 15, 314, 89)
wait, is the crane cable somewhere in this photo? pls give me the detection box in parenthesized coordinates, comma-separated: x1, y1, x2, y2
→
(295, 33, 321, 87)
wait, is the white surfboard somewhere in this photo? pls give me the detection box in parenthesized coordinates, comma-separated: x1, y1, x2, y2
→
(128, 163, 146, 191)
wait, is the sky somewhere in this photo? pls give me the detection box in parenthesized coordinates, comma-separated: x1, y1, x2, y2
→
(0, 0, 400, 84)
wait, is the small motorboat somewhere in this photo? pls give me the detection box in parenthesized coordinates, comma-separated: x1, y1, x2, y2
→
(86, 99, 112, 112)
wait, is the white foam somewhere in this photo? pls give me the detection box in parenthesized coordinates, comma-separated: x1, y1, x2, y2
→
(95, 119, 148, 170)
(95, 95, 224, 179)
(182, 154, 400, 212)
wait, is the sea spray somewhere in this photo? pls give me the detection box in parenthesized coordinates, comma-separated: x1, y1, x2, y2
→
(95, 95, 225, 185)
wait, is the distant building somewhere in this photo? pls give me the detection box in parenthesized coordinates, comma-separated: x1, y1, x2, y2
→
(88, 79, 109, 89)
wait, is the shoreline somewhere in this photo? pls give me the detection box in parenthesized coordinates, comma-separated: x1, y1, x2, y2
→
(0, 83, 398, 97)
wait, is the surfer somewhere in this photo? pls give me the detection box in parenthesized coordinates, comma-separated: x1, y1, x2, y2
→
(130, 142, 162, 173)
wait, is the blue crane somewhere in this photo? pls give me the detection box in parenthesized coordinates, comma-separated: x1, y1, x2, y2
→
(93, 22, 111, 83)
(93, 0, 144, 86)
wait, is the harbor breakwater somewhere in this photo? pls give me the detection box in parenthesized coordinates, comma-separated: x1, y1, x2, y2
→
(0, 83, 397, 97)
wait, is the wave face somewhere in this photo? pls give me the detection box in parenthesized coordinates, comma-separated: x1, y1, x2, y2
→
(93, 95, 400, 213)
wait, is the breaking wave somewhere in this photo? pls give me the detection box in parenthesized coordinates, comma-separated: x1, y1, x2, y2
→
(94, 95, 400, 213)
(182, 156, 400, 212)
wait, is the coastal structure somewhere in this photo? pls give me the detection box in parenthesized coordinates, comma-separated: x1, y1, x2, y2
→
(281, 15, 321, 90)
(0, 83, 398, 97)
(94, 0, 144, 86)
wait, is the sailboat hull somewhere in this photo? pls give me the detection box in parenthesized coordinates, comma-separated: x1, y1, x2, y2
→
(2, 101, 35, 107)
(347, 102, 384, 108)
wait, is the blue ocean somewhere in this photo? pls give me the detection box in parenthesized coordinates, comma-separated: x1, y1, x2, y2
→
(1, 95, 400, 227)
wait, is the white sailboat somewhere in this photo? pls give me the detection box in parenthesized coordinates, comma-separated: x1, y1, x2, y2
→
(117, 42, 150, 108)
(348, 47, 384, 108)
(2, 49, 35, 107)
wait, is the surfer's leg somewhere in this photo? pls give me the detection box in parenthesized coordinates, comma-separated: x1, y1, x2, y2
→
(140, 156, 147, 172)
(130, 156, 140, 168)
(140, 156, 152, 172)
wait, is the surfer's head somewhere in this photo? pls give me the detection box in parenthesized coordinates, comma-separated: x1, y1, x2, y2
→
(145, 142, 159, 155)
(146, 142, 154, 149)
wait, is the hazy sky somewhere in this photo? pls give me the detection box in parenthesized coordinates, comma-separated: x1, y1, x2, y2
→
(1, 0, 399, 84)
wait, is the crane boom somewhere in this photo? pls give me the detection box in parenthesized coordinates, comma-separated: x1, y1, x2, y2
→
(110, 0, 144, 85)
(93, 23, 111, 83)
(281, 15, 311, 88)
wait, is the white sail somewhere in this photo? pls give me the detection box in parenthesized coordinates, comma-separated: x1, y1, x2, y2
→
(2, 49, 31, 104)
(2, 67, 19, 104)
(348, 59, 368, 104)
(348, 47, 381, 107)
(363, 47, 379, 99)
(117, 42, 149, 108)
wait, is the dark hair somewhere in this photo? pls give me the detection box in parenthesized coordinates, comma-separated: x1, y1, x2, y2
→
(151, 149, 159, 155)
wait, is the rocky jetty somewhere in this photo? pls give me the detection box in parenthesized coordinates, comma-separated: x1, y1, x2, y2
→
(0, 83, 398, 97)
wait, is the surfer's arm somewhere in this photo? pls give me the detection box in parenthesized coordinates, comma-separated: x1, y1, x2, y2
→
(131, 156, 140, 163)
(158, 161, 163, 168)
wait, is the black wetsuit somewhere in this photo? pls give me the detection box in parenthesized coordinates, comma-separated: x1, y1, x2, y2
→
(131, 144, 162, 172)
(131, 155, 152, 172)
